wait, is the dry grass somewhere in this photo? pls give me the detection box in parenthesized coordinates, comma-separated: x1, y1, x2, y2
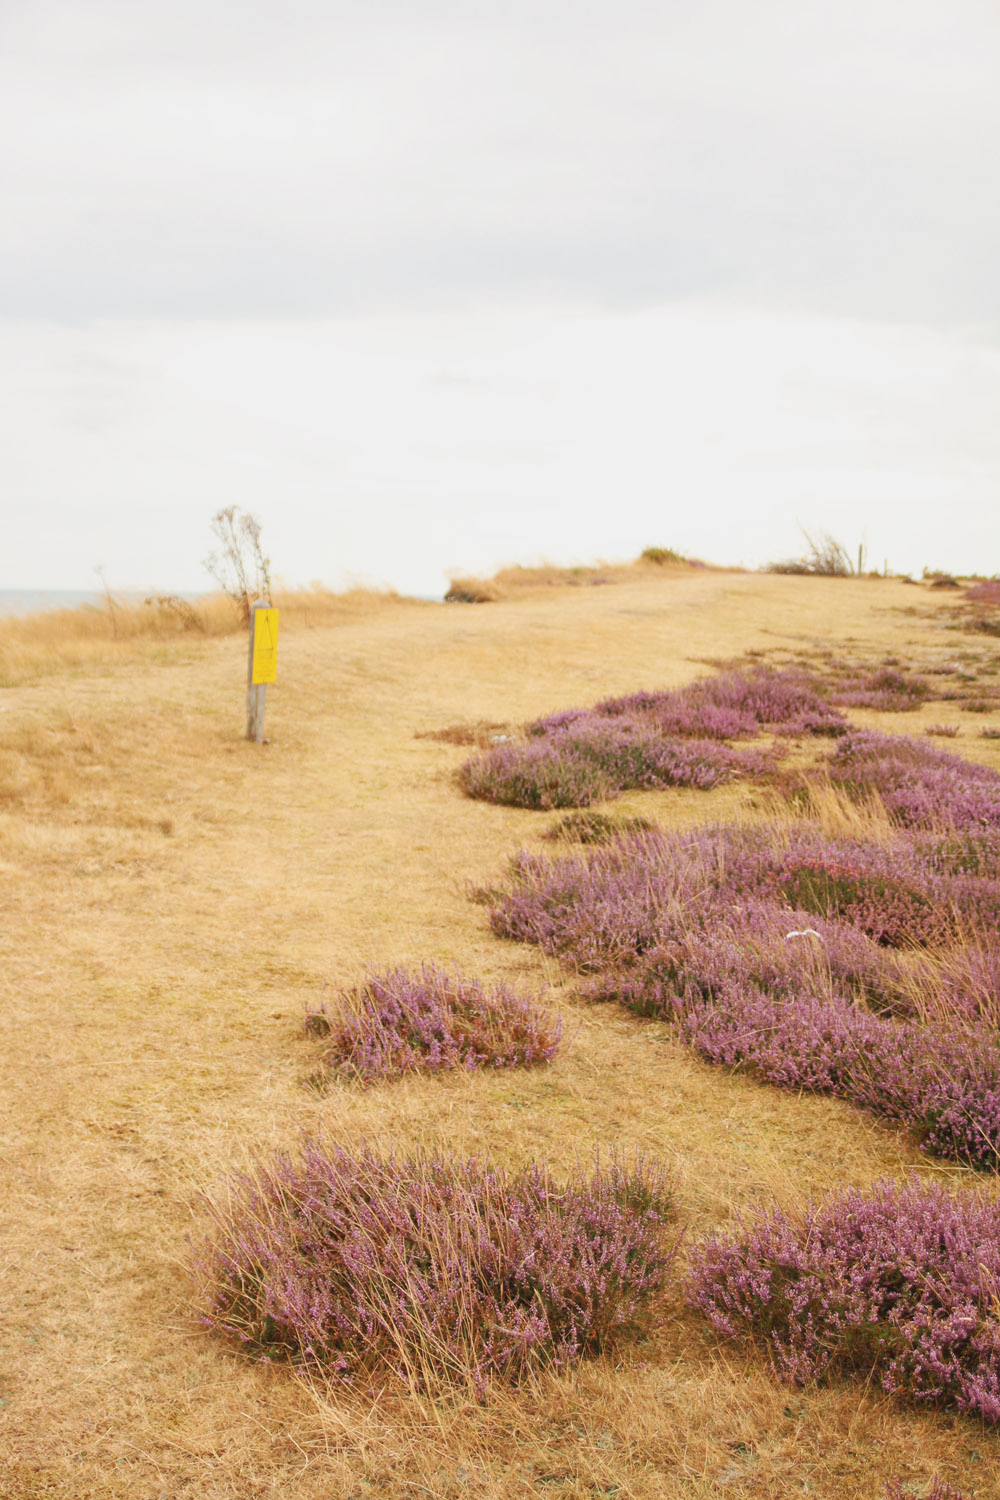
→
(3, 568, 1000, 1497)
(445, 552, 704, 605)
(0, 583, 413, 684)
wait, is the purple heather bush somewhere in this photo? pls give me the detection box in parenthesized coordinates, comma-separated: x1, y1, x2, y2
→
(827, 729, 1000, 833)
(492, 824, 1000, 971)
(194, 1143, 676, 1392)
(530, 666, 846, 742)
(305, 965, 562, 1083)
(460, 717, 775, 809)
(459, 736, 613, 809)
(688, 1178, 1000, 1422)
(461, 667, 844, 811)
(489, 825, 1000, 1166)
(674, 981, 1000, 1169)
(829, 666, 933, 712)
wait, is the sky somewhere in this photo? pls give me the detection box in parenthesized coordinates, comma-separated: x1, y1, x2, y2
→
(2, 0, 998, 596)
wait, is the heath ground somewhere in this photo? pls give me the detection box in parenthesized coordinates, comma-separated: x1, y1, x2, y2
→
(3, 565, 1000, 1499)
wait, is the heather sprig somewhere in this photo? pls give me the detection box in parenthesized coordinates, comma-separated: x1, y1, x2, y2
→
(688, 1178, 1000, 1422)
(194, 1143, 677, 1392)
(306, 965, 562, 1083)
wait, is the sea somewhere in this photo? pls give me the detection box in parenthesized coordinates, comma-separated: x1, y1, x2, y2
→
(0, 590, 153, 617)
(0, 589, 445, 618)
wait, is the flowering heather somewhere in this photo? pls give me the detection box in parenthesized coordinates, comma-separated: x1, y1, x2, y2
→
(827, 729, 1000, 832)
(489, 825, 1000, 1166)
(460, 667, 846, 810)
(688, 1178, 1000, 1421)
(305, 965, 562, 1083)
(460, 718, 775, 810)
(194, 1143, 676, 1392)
(532, 666, 846, 741)
(491, 824, 1000, 971)
(459, 735, 613, 809)
(829, 666, 933, 712)
(675, 982, 1000, 1169)
(916, 829, 1000, 878)
(905, 941, 1000, 1029)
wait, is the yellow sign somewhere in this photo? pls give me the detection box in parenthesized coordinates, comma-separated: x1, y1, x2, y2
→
(251, 607, 279, 685)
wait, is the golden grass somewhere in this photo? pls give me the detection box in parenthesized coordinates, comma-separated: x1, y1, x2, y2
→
(0, 583, 414, 684)
(3, 569, 1000, 1497)
(445, 551, 706, 604)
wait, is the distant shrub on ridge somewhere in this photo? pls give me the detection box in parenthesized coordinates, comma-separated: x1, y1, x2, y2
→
(445, 576, 501, 604)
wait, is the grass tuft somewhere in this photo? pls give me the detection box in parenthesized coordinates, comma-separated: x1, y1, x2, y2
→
(445, 577, 502, 604)
(543, 809, 657, 844)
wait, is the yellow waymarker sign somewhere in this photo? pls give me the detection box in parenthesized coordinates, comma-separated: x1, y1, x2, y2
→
(251, 608, 279, 684)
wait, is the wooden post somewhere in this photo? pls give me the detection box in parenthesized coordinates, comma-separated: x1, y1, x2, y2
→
(247, 599, 268, 742)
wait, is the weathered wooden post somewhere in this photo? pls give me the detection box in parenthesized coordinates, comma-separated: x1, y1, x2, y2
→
(247, 598, 279, 742)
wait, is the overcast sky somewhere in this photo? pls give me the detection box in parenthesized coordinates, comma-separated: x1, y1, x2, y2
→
(2, 0, 998, 594)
